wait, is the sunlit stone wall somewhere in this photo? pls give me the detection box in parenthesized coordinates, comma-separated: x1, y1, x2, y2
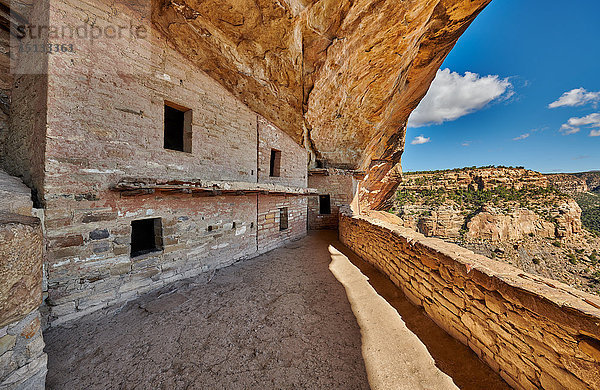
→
(340, 211, 600, 390)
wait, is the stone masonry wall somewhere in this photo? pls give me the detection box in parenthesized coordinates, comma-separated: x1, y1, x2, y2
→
(340, 211, 600, 390)
(257, 195, 307, 253)
(39, 0, 310, 326)
(308, 169, 355, 229)
(0, 0, 49, 205)
(0, 171, 47, 389)
(44, 1, 259, 198)
(258, 117, 308, 188)
(45, 192, 259, 326)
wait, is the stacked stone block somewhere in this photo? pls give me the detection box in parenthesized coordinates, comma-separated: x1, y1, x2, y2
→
(0, 171, 47, 389)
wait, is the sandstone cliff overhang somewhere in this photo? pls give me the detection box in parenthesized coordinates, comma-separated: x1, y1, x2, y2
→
(152, 0, 491, 209)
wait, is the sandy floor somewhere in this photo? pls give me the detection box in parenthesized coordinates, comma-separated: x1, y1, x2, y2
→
(44, 231, 509, 390)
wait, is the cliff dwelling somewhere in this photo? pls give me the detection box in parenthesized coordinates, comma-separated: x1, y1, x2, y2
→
(1, 0, 599, 389)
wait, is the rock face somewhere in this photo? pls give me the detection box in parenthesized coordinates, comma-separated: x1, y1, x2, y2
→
(395, 205, 464, 239)
(466, 206, 556, 241)
(152, 0, 492, 209)
(552, 199, 583, 238)
(578, 171, 600, 192)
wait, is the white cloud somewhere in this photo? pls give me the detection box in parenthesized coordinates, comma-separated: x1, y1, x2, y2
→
(461, 141, 471, 147)
(560, 124, 580, 135)
(549, 88, 600, 108)
(512, 133, 530, 141)
(591, 129, 600, 137)
(567, 113, 600, 127)
(411, 135, 431, 145)
(408, 68, 513, 128)
(559, 113, 600, 135)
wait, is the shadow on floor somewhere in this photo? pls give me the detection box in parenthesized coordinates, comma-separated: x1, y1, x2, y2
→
(329, 235, 510, 390)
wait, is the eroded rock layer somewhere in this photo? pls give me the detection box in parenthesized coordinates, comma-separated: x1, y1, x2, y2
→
(151, 0, 491, 209)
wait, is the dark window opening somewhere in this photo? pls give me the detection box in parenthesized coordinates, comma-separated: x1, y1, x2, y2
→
(270, 149, 281, 177)
(319, 195, 332, 215)
(279, 207, 289, 231)
(164, 102, 192, 153)
(131, 218, 163, 257)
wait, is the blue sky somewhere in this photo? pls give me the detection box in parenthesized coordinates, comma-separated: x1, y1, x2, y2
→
(403, 0, 600, 173)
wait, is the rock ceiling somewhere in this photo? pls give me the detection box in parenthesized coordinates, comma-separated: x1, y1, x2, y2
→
(152, 0, 491, 209)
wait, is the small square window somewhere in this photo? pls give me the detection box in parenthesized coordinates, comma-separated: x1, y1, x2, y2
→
(164, 102, 192, 153)
(319, 195, 331, 215)
(270, 149, 281, 177)
(279, 207, 288, 231)
(131, 218, 163, 257)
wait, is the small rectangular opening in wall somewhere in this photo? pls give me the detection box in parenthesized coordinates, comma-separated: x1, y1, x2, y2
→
(131, 218, 163, 257)
(270, 149, 281, 177)
(164, 102, 192, 153)
(319, 195, 331, 215)
(279, 207, 288, 231)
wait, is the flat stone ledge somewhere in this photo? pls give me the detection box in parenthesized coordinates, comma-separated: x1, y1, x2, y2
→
(112, 178, 318, 197)
(308, 168, 365, 178)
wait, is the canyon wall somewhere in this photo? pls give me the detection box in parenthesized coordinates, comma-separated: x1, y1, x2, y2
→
(340, 211, 600, 390)
(548, 172, 600, 195)
(393, 168, 583, 241)
(548, 174, 589, 196)
(401, 167, 550, 192)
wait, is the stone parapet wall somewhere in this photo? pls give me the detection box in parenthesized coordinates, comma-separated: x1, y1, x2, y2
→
(0, 213, 43, 328)
(340, 211, 600, 390)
